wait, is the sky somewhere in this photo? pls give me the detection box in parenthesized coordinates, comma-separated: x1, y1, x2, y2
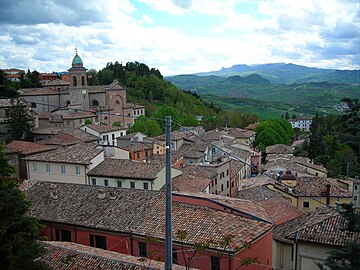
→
(0, 0, 359, 76)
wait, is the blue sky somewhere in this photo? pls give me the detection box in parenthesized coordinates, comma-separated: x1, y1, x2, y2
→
(0, 0, 359, 75)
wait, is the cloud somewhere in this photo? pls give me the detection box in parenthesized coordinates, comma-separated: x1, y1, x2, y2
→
(0, 0, 135, 26)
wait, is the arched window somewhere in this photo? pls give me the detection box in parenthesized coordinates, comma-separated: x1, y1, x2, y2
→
(31, 102, 37, 108)
(73, 76, 77, 86)
(104, 116, 108, 121)
(65, 100, 70, 107)
(115, 100, 120, 105)
(91, 100, 99, 106)
(82, 76, 85, 85)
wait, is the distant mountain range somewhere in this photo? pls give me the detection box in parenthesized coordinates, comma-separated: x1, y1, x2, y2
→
(190, 63, 360, 84)
(166, 63, 360, 119)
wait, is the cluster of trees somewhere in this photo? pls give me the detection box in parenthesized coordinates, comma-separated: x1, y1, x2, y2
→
(88, 61, 259, 134)
(0, 70, 18, 98)
(0, 146, 48, 269)
(301, 98, 360, 178)
(254, 118, 293, 152)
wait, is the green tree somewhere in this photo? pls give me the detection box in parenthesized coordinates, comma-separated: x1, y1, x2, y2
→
(0, 144, 15, 177)
(153, 106, 182, 132)
(127, 116, 162, 137)
(0, 157, 48, 269)
(6, 101, 33, 142)
(0, 70, 19, 98)
(181, 114, 199, 127)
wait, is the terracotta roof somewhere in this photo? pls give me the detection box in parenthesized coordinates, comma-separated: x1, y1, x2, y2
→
(265, 144, 293, 155)
(230, 159, 244, 180)
(24, 143, 103, 165)
(195, 130, 222, 141)
(44, 133, 83, 146)
(87, 159, 163, 180)
(154, 131, 190, 141)
(6, 140, 56, 155)
(273, 214, 310, 243)
(245, 122, 260, 130)
(281, 170, 297, 180)
(239, 175, 275, 190)
(294, 177, 352, 198)
(172, 173, 212, 193)
(227, 128, 255, 139)
(121, 143, 153, 153)
(257, 197, 306, 226)
(175, 141, 207, 159)
(294, 157, 328, 173)
(21, 88, 59, 96)
(286, 207, 360, 246)
(238, 185, 282, 201)
(62, 112, 96, 120)
(40, 241, 186, 270)
(5, 74, 20, 78)
(224, 145, 251, 160)
(33, 128, 99, 142)
(85, 124, 127, 133)
(23, 181, 273, 253)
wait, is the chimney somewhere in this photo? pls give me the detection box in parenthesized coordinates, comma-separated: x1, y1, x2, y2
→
(326, 184, 331, 205)
(49, 184, 58, 200)
(97, 190, 106, 199)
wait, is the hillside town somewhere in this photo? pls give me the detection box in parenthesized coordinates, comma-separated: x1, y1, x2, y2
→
(1, 53, 359, 270)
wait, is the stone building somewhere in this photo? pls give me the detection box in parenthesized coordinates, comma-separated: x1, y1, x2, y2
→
(19, 52, 145, 128)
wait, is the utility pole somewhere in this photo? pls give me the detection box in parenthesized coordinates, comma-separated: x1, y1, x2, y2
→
(165, 116, 172, 270)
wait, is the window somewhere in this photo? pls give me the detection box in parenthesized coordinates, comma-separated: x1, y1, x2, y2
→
(138, 242, 147, 257)
(137, 153, 140, 159)
(117, 181, 122, 188)
(355, 185, 358, 190)
(221, 184, 224, 192)
(104, 179, 109, 186)
(215, 190, 218, 195)
(55, 229, 71, 242)
(143, 183, 149, 190)
(90, 234, 107, 250)
(303, 201, 310, 208)
(32, 163, 37, 171)
(173, 249, 178, 264)
(81, 76, 85, 85)
(211, 256, 220, 270)
(211, 180, 214, 187)
(227, 181, 229, 188)
(215, 178, 217, 185)
(226, 169, 229, 176)
(73, 76, 77, 86)
(130, 182, 135, 189)
(354, 196, 357, 201)
(91, 178, 97, 185)
(231, 181, 234, 187)
(115, 100, 120, 105)
(61, 165, 66, 174)
(46, 164, 51, 173)
(75, 166, 81, 175)
(112, 134, 115, 140)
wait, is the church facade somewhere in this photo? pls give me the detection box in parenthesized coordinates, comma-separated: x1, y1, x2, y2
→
(20, 53, 145, 128)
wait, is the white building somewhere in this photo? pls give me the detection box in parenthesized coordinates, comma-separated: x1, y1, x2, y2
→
(81, 124, 127, 145)
(289, 117, 312, 131)
(24, 143, 104, 184)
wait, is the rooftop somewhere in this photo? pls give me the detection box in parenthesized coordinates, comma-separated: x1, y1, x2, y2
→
(265, 144, 293, 155)
(286, 206, 360, 246)
(24, 143, 103, 165)
(87, 158, 163, 180)
(22, 181, 273, 253)
(40, 241, 187, 270)
(85, 124, 127, 133)
(6, 140, 56, 155)
(226, 128, 255, 139)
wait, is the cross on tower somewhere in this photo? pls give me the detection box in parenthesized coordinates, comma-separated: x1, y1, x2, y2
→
(75, 46, 78, 55)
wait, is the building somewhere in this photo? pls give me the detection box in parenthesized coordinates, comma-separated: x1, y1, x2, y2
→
(22, 181, 274, 270)
(5, 140, 56, 179)
(81, 124, 127, 145)
(19, 52, 145, 128)
(24, 143, 104, 184)
(285, 206, 360, 270)
(87, 158, 182, 190)
(288, 117, 312, 131)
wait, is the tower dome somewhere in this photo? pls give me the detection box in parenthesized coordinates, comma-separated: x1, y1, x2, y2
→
(72, 54, 83, 67)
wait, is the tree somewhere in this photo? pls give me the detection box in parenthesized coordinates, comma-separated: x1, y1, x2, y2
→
(153, 106, 182, 132)
(6, 100, 33, 142)
(0, 144, 15, 177)
(127, 116, 162, 137)
(0, 146, 48, 269)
